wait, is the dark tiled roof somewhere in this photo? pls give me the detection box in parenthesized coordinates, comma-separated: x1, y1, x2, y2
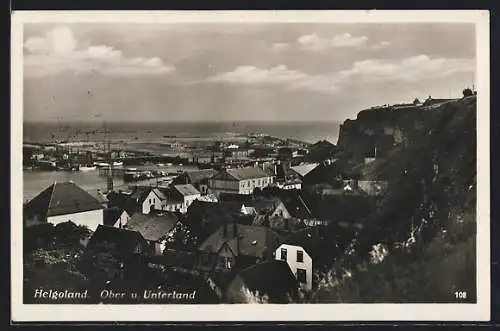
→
(236, 260, 298, 302)
(127, 212, 179, 242)
(86, 224, 146, 255)
(174, 184, 200, 197)
(242, 198, 281, 215)
(25, 181, 103, 218)
(181, 169, 219, 184)
(223, 167, 272, 181)
(103, 207, 126, 226)
(199, 224, 283, 259)
(107, 191, 138, 216)
(278, 191, 314, 220)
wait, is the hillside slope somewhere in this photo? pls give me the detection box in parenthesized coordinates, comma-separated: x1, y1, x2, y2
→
(310, 96, 477, 303)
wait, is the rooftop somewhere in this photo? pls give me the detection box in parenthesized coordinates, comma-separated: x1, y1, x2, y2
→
(174, 184, 201, 197)
(220, 167, 272, 181)
(199, 224, 283, 259)
(126, 212, 179, 242)
(235, 260, 298, 303)
(25, 181, 103, 218)
(86, 224, 146, 255)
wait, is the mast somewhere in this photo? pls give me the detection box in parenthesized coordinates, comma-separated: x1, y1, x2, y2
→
(104, 120, 114, 193)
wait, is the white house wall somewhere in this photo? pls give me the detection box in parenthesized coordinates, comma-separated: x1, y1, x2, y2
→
(275, 243, 313, 291)
(47, 209, 103, 232)
(142, 191, 163, 214)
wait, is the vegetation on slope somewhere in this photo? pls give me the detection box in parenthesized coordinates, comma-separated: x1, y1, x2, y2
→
(309, 96, 477, 303)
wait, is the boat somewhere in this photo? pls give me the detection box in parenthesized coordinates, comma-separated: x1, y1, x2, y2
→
(80, 165, 97, 172)
(113, 161, 123, 167)
(94, 162, 109, 167)
(166, 163, 173, 166)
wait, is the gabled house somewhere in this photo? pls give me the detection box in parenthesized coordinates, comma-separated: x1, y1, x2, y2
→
(183, 200, 253, 243)
(173, 184, 202, 212)
(24, 181, 104, 231)
(141, 185, 201, 214)
(79, 225, 150, 282)
(103, 206, 130, 229)
(209, 167, 274, 196)
(199, 223, 283, 273)
(225, 260, 298, 303)
(274, 226, 338, 291)
(275, 242, 312, 291)
(172, 169, 219, 195)
(126, 211, 180, 255)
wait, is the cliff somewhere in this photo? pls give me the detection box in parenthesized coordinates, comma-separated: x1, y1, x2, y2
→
(311, 95, 477, 302)
(336, 99, 461, 165)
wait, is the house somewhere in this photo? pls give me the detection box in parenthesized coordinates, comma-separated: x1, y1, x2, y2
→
(79, 225, 150, 282)
(304, 140, 341, 162)
(172, 169, 219, 194)
(173, 184, 202, 212)
(141, 184, 201, 214)
(225, 260, 298, 303)
(208, 167, 274, 196)
(141, 188, 165, 214)
(289, 163, 320, 180)
(24, 181, 104, 231)
(275, 162, 303, 190)
(103, 206, 130, 229)
(199, 223, 283, 273)
(241, 197, 292, 226)
(106, 190, 139, 216)
(275, 242, 312, 291)
(126, 211, 180, 255)
(183, 200, 253, 243)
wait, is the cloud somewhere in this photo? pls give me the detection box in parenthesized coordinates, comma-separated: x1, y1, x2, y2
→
(203, 55, 475, 94)
(24, 26, 175, 77)
(297, 33, 369, 51)
(372, 41, 391, 50)
(272, 43, 292, 51)
(204, 65, 337, 94)
(338, 55, 475, 84)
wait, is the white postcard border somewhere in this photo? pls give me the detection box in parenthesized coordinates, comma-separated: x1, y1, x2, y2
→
(11, 10, 491, 322)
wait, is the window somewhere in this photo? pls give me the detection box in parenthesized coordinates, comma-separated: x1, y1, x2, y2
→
(297, 268, 307, 283)
(297, 250, 304, 263)
(280, 248, 287, 261)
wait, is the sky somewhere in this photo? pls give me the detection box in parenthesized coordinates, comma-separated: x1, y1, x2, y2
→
(22, 23, 476, 123)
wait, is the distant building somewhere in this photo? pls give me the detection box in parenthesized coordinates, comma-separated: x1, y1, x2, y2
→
(172, 169, 219, 194)
(24, 181, 104, 231)
(126, 211, 180, 255)
(209, 167, 274, 196)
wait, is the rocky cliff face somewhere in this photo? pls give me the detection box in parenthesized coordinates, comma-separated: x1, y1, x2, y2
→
(311, 96, 477, 303)
(336, 101, 453, 165)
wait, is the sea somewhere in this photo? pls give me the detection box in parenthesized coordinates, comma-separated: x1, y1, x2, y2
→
(22, 121, 340, 201)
